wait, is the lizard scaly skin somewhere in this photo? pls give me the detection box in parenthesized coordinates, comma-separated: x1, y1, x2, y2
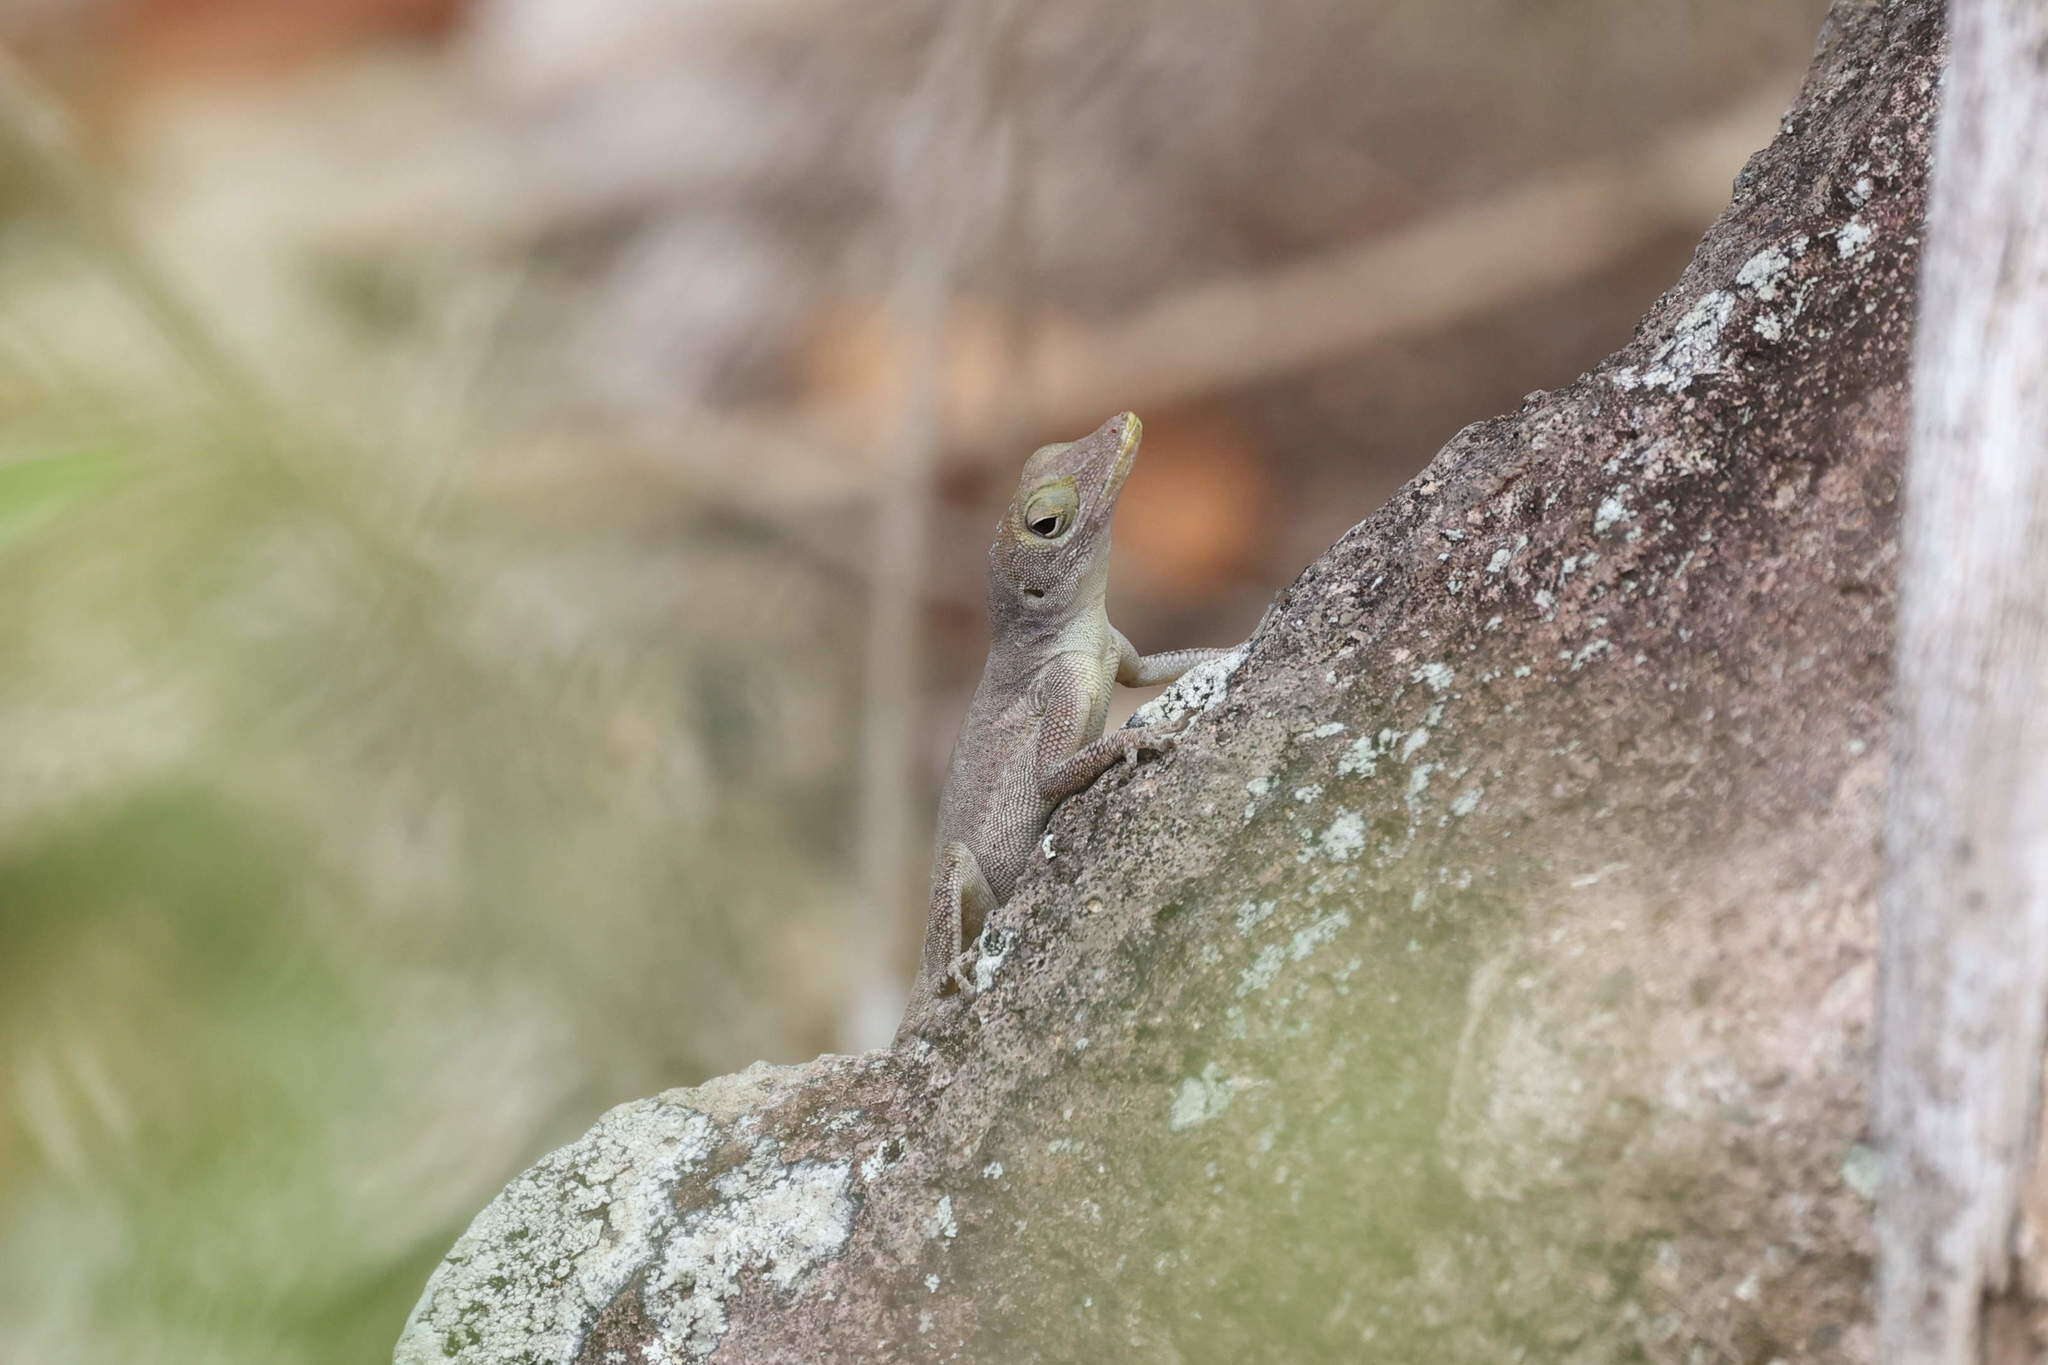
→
(895, 412, 1236, 1043)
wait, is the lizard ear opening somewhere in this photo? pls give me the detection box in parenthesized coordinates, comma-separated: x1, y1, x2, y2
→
(1022, 587, 1046, 599)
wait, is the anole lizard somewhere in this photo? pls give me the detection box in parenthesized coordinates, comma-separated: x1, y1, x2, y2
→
(895, 411, 1236, 1043)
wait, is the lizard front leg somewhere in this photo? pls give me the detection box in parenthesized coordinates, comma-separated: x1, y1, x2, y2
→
(896, 839, 997, 1044)
(1031, 656, 1180, 804)
(1036, 725, 1180, 803)
(1111, 627, 1235, 688)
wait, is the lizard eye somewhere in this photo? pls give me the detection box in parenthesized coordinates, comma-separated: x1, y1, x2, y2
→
(1019, 479, 1078, 543)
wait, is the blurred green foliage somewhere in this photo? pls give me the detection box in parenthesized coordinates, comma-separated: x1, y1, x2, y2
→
(0, 93, 855, 1363)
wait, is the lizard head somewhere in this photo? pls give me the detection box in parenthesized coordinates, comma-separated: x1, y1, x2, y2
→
(989, 411, 1140, 621)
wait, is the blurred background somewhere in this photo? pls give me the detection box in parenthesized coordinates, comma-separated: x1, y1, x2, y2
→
(0, 0, 1825, 1358)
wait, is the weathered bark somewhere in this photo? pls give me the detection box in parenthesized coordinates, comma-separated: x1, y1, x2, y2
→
(396, 2, 1942, 1359)
(1876, 0, 2048, 1360)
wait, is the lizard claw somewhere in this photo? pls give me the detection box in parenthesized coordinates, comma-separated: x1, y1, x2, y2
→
(943, 948, 982, 995)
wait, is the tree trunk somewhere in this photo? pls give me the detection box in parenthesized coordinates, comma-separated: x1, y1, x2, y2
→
(1877, 0, 2048, 1360)
(396, 1, 1954, 1360)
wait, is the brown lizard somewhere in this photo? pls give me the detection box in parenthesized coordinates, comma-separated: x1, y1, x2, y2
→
(895, 411, 1237, 1043)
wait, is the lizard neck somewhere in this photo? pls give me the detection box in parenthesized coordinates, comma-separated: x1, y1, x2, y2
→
(984, 559, 1112, 677)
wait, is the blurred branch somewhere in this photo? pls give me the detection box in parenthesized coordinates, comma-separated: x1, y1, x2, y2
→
(1003, 85, 1795, 436)
(1876, 0, 2048, 1354)
(497, 81, 1800, 622)
(849, 1, 1016, 1050)
(655, 80, 1797, 479)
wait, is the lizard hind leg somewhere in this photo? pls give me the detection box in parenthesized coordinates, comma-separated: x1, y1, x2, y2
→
(932, 841, 998, 996)
(895, 841, 998, 1045)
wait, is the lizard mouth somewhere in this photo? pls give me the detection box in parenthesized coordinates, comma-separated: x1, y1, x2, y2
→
(1102, 411, 1141, 502)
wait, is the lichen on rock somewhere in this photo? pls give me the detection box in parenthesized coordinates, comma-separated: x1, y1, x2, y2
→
(396, 1060, 882, 1365)
(396, 1095, 720, 1364)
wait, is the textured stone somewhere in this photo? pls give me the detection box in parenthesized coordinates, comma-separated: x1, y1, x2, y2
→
(397, 0, 1940, 1358)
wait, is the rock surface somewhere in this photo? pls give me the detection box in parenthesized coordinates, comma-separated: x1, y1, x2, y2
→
(397, 0, 1940, 1358)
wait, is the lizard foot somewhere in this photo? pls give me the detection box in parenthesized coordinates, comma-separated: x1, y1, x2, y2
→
(943, 947, 982, 996)
(1115, 722, 1184, 767)
(944, 926, 1013, 996)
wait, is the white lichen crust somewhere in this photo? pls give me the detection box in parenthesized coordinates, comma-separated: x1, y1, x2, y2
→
(646, 1152, 854, 1359)
(396, 1095, 717, 1364)
(1128, 645, 1249, 728)
(395, 1062, 853, 1365)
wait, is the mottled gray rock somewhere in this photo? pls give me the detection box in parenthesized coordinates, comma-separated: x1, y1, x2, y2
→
(397, 0, 1940, 1358)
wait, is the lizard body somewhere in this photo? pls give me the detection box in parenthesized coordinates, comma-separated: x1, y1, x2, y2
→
(895, 412, 1234, 1043)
